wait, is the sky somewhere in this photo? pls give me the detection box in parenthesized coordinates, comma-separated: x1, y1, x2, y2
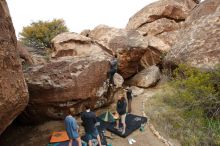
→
(7, 0, 157, 37)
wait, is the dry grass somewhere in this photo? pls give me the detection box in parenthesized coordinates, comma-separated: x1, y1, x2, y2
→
(145, 85, 220, 146)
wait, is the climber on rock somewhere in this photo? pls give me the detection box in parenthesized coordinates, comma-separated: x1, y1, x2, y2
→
(108, 54, 118, 86)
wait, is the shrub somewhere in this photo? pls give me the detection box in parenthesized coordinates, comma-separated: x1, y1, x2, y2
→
(19, 19, 68, 50)
(170, 64, 220, 118)
(168, 64, 220, 145)
(145, 64, 220, 146)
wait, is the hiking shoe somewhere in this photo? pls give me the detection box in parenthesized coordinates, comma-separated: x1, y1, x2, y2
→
(131, 139, 136, 143)
(118, 128, 123, 132)
(122, 129, 125, 135)
(128, 138, 133, 144)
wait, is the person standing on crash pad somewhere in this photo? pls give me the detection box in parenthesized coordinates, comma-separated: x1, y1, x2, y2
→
(125, 85, 133, 113)
(65, 110, 82, 146)
(115, 95, 127, 135)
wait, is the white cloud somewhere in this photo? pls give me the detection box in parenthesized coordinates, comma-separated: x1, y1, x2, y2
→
(7, 0, 157, 37)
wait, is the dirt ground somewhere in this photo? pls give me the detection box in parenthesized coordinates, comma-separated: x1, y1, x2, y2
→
(0, 87, 179, 146)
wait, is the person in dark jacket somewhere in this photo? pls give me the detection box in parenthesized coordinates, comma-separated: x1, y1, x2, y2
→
(109, 54, 118, 86)
(81, 105, 102, 146)
(125, 85, 133, 113)
(115, 96, 127, 134)
(65, 109, 82, 146)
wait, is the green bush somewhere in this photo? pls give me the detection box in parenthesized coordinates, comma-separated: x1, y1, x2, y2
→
(145, 64, 220, 146)
(19, 19, 68, 50)
(170, 64, 220, 118)
(167, 64, 220, 145)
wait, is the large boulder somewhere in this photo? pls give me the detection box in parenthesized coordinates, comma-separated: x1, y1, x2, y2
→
(51, 32, 105, 58)
(22, 54, 112, 122)
(140, 47, 162, 69)
(128, 66, 161, 88)
(0, 0, 29, 134)
(136, 18, 180, 36)
(88, 25, 126, 52)
(88, 25, 164, 78)
(124, 0, 199, 71)
(126, 0, 198, 34)
(109, 30, 151, 78)
(165, 6, 220, 70)
(145, 35, 171, 53)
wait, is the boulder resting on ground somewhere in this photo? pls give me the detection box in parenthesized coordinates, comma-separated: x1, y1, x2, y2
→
(87, 25, 168, 78)
(22, 54, 112, 122)
(0, 0, 29, 134)
(128, 66, 161, 88)
(51, 32, 105, 58)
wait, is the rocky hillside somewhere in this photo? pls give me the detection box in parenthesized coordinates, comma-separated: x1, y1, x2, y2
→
(165, 0, 220, 70)
(0, 0, 220, 141)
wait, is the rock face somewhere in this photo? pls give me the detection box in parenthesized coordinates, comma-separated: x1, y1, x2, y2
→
(145, 35, 171, 53)
(165, 5, 220, 70)
(136, 18, 180, 36)
(186, 0, 220, 24)
(157, 30, 180, 47)
(128, 66, 161, 88)
(51, 32, 105, 58)
(88, 25, 164, 78)
(0, 0, 29, 134)
(23, 54, 112, 122)
(88, 25, 126, 52)
(126, 0, 198, 33)
(108, 29, 149, 78)
(125, 0, 199, 55)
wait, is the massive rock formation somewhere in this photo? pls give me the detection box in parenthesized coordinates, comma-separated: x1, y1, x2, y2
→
(128, 66, 160, 88)
(23, 54, 111, 122)
(126, 0, 199, 55)
(87, 25, 164, 78)
(88, 25, 126, 52)
(126, 0, 198, 33)
(51, 32, 105, 58)
(0, 0, 29, 134)
(18, 31, 115, 122)
(165, 5, 220, 70)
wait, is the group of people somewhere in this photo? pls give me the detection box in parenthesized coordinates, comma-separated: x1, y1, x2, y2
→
(65, 105, 102, 146)
(65, 86, 133, 146)
(64, 54, 134, 146)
